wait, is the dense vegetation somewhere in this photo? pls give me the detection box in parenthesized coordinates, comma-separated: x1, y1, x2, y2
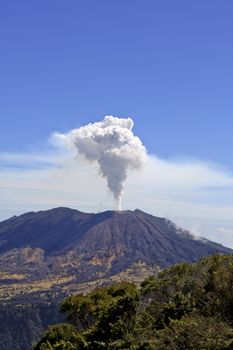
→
(35, 253, 233, 349)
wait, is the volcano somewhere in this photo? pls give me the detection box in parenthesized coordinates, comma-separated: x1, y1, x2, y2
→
(0, 207, 231, 282)
(0, 208, 232, 350)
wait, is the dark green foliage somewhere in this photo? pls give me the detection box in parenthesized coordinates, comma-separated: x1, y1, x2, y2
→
(61, 282, 139, 350)
(152, 316, 233, 350)
(36, 254, 233, 349)
(35, 324, 87, 350)
(36, 282, 139, 350)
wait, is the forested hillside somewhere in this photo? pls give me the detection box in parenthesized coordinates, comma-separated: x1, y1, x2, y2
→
(0, 302, 62, 350)
(36, 253, 233, 350)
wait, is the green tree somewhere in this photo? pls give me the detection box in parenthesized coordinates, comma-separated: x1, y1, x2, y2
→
(35, 282, 139, 350)
(153, 316, 233, 350)
(36, 255, 233, 350)
(35, 324, 87, 350)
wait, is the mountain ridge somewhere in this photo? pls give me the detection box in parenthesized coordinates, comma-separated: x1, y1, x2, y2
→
(0, 207, 231, 264)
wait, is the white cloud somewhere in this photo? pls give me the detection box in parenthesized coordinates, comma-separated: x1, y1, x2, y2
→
(131, 156, 233, 190)
(0, 147, 233, 248)
(217, 227, 233, 235)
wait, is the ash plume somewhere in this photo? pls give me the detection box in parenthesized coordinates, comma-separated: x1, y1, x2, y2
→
(55, 116, 147, 210)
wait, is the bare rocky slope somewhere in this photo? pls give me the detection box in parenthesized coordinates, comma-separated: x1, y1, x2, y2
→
(0, 207, 231, 283)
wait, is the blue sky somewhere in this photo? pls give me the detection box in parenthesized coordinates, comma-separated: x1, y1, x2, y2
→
(1, 1, 233, 247)
(1, 0, 233, 165)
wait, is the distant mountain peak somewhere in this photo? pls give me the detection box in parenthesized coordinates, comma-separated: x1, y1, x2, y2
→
(0, 207, 231, 282)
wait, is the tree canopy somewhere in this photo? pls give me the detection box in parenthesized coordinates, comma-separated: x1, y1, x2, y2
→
(35, 254, 233, 350)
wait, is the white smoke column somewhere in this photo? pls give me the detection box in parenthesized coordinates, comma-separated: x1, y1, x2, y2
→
(55, 116, 147, 210)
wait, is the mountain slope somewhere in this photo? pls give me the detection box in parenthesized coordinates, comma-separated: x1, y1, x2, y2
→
(0, 207, 232, 350)
(0, 207, 231, 282)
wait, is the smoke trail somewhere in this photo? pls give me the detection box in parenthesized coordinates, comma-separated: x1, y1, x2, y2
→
(54, 116, 147, 210)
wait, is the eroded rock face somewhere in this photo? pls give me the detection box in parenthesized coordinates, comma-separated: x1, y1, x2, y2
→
(0, 207, 231, 282)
